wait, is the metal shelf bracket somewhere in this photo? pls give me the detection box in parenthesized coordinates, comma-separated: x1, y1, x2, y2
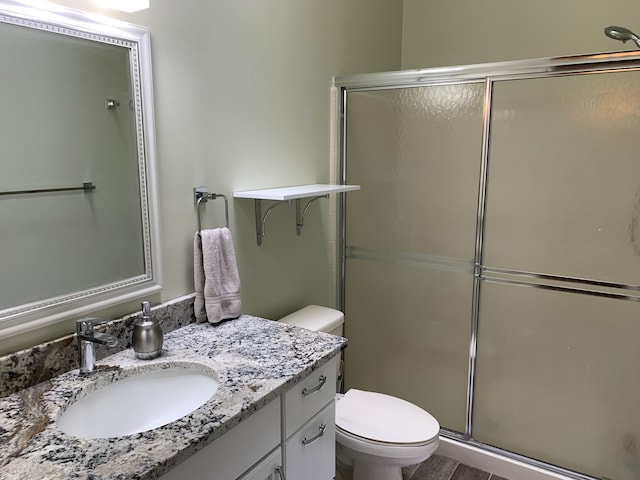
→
(255, 199, 290, 246)
(296, 195, 329, 236)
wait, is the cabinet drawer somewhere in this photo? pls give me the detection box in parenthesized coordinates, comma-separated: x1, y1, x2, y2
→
(285, 401, 335, 480)
(160, 399, 280, 480)
(284, 356, 337, 438)
(237, 447, 283, 480)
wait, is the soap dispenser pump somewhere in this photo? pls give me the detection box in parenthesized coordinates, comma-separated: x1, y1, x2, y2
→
(132, 301, 163, 359)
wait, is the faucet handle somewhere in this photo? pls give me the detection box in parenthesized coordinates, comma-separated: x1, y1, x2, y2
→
(76, 317, 108, 335)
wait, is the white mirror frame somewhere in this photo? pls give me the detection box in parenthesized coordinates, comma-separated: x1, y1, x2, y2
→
(0, 0, 162, 340)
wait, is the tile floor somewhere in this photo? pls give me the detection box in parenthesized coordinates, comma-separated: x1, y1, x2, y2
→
(402, 454, 512, 480)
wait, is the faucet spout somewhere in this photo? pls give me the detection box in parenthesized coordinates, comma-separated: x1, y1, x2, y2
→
(77, 331, 119, 347)
(75, 318, 119, 374)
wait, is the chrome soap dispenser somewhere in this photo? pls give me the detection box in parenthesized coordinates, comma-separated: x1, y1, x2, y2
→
(132, 301, 163, 359)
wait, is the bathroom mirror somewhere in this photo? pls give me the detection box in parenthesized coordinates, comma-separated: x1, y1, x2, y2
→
(0, 0, 161, 339)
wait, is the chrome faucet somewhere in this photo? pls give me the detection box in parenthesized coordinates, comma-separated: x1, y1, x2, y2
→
(76, 318, 119, 374)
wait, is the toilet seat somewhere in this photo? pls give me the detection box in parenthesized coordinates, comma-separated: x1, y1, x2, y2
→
(336, 425, 435, 448)
(336, 424, 438, 462)
(335, 389, 439, 446)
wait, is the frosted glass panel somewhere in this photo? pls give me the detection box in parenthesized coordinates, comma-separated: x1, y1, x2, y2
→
(343, 84, 484, 433)
(345, 84, 484, 258)
(344, 258, 472, 432)
(474, 282, 640, 480)
(484, 72, 640, 284)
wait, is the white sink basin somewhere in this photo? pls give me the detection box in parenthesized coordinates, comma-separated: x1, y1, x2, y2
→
(57, 366, 219, 438)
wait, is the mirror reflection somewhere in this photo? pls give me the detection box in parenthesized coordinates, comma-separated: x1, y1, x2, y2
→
(0, 1, 160, 335)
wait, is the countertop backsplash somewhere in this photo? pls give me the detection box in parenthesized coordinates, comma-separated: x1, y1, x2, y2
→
(0, 294, 197, 398)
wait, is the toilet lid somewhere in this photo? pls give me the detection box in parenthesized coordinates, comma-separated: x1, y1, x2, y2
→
(335, 389, 440, 444)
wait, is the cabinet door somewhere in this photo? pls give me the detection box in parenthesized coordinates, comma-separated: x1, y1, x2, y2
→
(238, 447, 283, 480)
(284, 356, 337, 438)
(160, 399, 280, 480)
(285, 401, 335, 480)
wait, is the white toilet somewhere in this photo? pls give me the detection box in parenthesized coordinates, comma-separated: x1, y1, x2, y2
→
(280, 305, 440, 480)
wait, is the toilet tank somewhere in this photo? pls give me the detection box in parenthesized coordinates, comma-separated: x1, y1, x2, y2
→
(279, 305, 344, 337)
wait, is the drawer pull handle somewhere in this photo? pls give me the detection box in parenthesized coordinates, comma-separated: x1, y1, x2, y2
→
(302, 423, 326, 446)
(275, 465, 286, 480)
(301, 374, 327, 397)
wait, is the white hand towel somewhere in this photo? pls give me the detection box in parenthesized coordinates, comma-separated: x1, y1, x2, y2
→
(194, 227, 241, 324)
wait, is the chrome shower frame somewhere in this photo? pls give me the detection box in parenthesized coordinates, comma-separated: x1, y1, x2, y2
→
(334, 50, 640, 480)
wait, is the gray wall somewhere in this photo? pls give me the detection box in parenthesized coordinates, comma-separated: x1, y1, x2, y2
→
(1, 0, 403, 354)
(401, 0, 640, 68)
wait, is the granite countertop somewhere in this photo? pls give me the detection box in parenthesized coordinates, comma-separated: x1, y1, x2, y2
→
(0, 315, 346, 479)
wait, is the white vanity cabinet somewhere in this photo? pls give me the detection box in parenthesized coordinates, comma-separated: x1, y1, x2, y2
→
(160, 356, 338, 480)
(283, 401, 335, 480)
(237, 448, 282, 480)
(160, 399, 281, 480)
(282, 356, 338, 480)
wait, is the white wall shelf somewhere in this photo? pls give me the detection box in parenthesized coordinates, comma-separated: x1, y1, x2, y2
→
(233, 184, 360, 246)
(233, 184, 360, 201)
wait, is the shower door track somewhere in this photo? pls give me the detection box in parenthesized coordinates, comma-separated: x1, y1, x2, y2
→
(336, 50, 640, 480)
(442, 428, 597, 480)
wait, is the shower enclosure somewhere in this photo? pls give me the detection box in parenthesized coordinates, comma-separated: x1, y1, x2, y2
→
(336, 53, 640, 480)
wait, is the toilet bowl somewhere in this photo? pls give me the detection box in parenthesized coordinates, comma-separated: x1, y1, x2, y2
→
(335, 389, 439, 480)
(279, 305, 440, 480)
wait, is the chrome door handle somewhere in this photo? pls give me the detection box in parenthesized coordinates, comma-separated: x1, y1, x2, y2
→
(302, 423, 326, 446)
(301, 374, 326, 397)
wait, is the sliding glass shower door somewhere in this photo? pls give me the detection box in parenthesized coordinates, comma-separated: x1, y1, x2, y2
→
(342, 83, 485, 432)
(475, 71, 640, 480)
(339, 58, 640, 480)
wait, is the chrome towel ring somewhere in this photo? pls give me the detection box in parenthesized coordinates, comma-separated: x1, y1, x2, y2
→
(194, 187, 229, 234)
